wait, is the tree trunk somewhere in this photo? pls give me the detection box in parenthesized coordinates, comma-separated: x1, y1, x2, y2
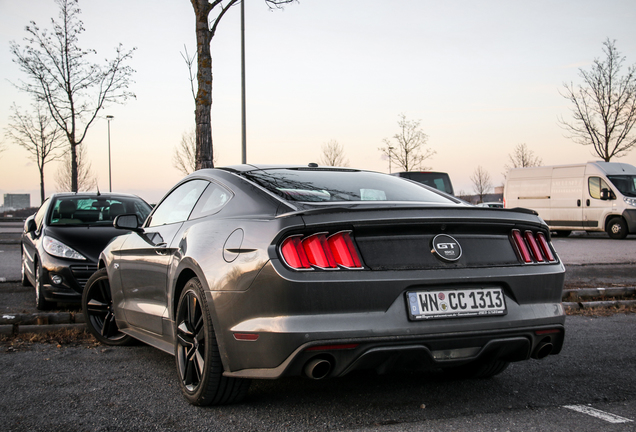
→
(192, 0, 214, 170)
(70, 141, 78, 192)
(39, 167, 45, 203)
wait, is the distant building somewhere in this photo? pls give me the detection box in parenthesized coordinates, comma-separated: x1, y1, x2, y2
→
(3, 194, 30, 210)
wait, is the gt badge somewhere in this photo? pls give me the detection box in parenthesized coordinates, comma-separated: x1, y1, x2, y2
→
(431, 234, 462, 262)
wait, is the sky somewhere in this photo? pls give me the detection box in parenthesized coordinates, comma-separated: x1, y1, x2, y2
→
(1, 0, 636, 206)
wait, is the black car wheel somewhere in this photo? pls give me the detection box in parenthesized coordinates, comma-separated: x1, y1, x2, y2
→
(35, 261, 54, 310)
(607, 217, 628, 239)
(443, 358, 510, 379)
(82, 268, 133, 346)
(21, 251, 32, 287)
(175, 277, 250, 406)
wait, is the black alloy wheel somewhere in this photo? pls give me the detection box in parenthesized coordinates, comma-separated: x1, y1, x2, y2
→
(175, 277, 250, 406)
(34, 261, 54, 310)
(607, 217, 628, 239)
(82, 268, 133, 346)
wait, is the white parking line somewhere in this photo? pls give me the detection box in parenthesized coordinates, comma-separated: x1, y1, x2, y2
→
(564, 405, 634, 424)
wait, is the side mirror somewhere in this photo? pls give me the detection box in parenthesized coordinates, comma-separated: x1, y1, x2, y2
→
(114, 214, 142, 232)
(600, 188, 611, 201)
(25, 216, 37, 233)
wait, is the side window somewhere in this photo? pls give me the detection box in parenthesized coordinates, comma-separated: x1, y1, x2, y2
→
(148, 180, 208, 227)
(34, 198, 50, 228)
(189, 182, 233, 220)
(588, 177, 612, 200)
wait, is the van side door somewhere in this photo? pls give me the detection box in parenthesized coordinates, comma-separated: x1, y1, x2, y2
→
(549, 166, 585, 229)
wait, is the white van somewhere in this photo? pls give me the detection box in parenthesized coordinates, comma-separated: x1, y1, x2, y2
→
(504, 162, 636, 239)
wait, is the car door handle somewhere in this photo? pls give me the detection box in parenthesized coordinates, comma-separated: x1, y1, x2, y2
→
(586, 199, 590, 206)
(577, 199, 581, 207)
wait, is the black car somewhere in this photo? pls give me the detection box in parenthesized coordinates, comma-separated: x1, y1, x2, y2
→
(21, 192, 152, 309)
(82, 165, 565, 406)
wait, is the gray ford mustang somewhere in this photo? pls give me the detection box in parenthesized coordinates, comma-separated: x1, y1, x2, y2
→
(82, 164, 565, 406)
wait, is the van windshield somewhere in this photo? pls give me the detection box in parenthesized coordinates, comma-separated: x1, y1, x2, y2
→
(607, 175, 636, 198)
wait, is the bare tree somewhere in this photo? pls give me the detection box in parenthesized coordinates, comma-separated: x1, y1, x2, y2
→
(471, 166, 492, 203)
(10, 0, 136, 192)
(379, 114, 435, 172)
(560, 39, 636, 161)
(173, 129, 198, 175)
(189, 0, 295, 170)
(55, 144, 96, 192)
(503, 143, 543, 177)
(5, 102, 66, 202)
(319, 140, 349, 167)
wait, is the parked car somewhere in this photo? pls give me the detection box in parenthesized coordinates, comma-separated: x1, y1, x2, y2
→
(504, 161, 636, 238)
(391, 171, 455, 195)
(21, 192, 152, 309)
(83, 165, 565, 406)
(477, 202, 504, 208)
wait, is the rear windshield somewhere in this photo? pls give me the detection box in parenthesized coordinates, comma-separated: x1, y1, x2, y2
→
(48, 196, 152, 226)
(243, 169, 455, 204)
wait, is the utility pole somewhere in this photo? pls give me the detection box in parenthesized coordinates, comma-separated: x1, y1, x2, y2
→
(240, 0, 247, 164)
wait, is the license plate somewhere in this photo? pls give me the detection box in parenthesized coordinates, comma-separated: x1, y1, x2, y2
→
(406, 288, 507, 320)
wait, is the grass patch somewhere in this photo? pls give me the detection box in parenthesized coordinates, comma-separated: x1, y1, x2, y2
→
(566, 303, 636, 317)
(1, 328, 99, 351)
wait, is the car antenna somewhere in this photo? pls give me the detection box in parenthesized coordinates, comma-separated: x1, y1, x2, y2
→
(96, 185, 101, 196)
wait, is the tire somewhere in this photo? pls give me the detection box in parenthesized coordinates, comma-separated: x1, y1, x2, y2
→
(554, 230, 571, 237)
(82, 268, 134, 346)
(175, 277, 250, 406)
(21, 250, 32, 287)
(443, 358, 510, 379)
(35, 260, 54, 310)
(606, 217, 628, 239)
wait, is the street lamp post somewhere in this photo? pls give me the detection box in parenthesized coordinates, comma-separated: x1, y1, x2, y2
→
(106, 115, 114, 192)
(240, 0, 247, 164)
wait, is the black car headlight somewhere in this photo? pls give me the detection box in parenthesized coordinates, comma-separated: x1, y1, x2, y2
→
(43, 236, 87, 260)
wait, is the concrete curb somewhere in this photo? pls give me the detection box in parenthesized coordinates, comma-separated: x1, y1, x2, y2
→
(0, 312, 85, 335)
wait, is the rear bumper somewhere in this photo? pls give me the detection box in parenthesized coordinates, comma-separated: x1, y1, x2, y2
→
(223, 321, 565, 380)
(209, 260, 566, 379)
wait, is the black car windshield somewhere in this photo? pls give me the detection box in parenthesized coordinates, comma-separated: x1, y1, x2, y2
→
(48, 196, 152, 226)
(243, 169, 456, 204)
(607, 175, 636, 198)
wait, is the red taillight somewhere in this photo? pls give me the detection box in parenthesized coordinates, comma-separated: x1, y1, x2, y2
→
(511, 229, 533, 263)
(524, 231, 544, 262)
(280, 231, 363, 270)
(328, 232, 362, 268)
(511, 229, 556, 264)
(536, 232, 556, 262)
(303, 233, 338, 269)
(280, 236, 311, 269)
